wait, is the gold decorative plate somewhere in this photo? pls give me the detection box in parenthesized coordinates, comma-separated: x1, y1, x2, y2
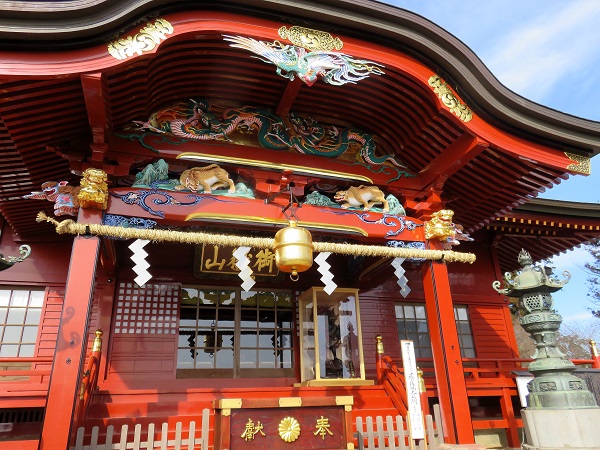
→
(278, 416, 301, 442)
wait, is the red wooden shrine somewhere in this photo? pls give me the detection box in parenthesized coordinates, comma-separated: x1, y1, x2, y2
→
(0, 2, 599, 450)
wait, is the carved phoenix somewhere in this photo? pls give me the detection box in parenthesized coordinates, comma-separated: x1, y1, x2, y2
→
(223, 35, 384, 86)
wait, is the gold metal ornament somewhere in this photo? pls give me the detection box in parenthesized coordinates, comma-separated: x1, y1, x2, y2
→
(424, 209, 456, 241)
(278, 416, 301, 442)
(108, 18, 173, 60)
(278, 26, 343, 51)
(177, 152, 374, 184)
(565, 152, 591, 174)
(91, 330, 103, 352)
(78, 168, 108, 210)
(428, 75, 473, 122)
(273, 221, 314, 280)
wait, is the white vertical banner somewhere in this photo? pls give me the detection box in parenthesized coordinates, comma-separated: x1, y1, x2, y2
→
(400, 340, 425, 440)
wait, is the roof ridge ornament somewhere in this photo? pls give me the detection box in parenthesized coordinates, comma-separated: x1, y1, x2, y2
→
(278, 26, 343, 52)
(428, 75, 473, 122)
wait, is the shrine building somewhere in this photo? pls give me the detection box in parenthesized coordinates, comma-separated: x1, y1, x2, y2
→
(0, 1, 599, 449)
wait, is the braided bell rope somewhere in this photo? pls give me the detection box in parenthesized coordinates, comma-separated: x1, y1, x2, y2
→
(36, 212, 476, 264)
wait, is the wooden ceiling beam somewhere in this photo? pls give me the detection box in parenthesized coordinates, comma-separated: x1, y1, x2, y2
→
(417, 132, 488, 189)
(81, 73, 108, 166)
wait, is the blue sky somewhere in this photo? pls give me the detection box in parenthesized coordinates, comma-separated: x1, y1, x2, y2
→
(385, 1, 600, 323)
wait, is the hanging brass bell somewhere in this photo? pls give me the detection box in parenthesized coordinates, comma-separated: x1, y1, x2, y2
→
(274, 221, 313, 280)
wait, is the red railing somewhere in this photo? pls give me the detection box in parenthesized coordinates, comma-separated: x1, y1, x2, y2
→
(375, 338, 600, 449)
(378, 355, 409, 415)
(73, 330, 103, 431)
(0, 356, 53, 388)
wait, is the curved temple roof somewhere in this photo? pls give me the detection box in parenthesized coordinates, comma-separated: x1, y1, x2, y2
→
(0, 0, 598, 263)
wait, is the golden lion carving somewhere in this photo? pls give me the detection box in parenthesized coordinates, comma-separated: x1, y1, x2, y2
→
(334, 185, 389, 212)
(77, 168, 109, 211)
(425, 209, 455, 241)
(175, 164, 235, 193)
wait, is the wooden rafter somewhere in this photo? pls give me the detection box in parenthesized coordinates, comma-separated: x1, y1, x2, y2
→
(417, 133, 488, 190)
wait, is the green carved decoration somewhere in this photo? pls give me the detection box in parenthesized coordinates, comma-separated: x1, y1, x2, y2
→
(302, 191, 338, 208)
(120, 99, 412, 180)
(130, 159, 255, 198)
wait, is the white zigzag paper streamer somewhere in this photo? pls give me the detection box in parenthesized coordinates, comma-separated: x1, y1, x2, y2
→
(391, 257, 411, 297)
(130, 239, 152, 287)
(315, 252, 336, 295)
(233, 246, 255, 291)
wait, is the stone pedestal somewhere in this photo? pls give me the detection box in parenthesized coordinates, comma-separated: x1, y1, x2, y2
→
(522, 408, 600, 449)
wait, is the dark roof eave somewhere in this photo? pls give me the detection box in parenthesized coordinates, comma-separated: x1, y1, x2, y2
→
(1, 0, 599, 156)
(516, 197, 600, 218)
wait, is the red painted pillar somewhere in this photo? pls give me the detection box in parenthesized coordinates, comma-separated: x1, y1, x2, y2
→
(39, 210, 101, 450)
(422, 259, 474, 444)
(591, 340, 600, 369)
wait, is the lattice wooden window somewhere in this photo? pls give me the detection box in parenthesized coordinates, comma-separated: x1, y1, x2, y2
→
(114, 283, 179, 335)
(454, 305, 476, 358)
(395, 302, 476, 358)
(177, 287, 293, 377)
(395, 303, 432, 358)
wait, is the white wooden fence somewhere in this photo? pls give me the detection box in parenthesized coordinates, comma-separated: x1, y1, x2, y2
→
(71, 409, 210, 450)
(355, 405, 445, 450)
(73, 406, 444, 450)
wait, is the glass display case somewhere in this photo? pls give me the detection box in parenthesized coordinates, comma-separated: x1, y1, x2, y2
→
(296, 287, 372, 386)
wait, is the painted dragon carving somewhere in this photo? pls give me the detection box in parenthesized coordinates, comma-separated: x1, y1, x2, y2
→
(133, 99, 407, 169)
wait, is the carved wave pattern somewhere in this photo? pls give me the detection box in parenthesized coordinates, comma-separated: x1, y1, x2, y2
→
(387, 241, 426, 262)
(110, 190, 238, 218)
(326, 210, 421, 237)
(103, 214, 158, 229)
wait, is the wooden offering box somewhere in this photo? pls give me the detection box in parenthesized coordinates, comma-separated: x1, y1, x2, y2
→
(213, 396, 354, 449)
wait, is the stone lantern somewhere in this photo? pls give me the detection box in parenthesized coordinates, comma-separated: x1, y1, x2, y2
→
(494, 249, 600, 449)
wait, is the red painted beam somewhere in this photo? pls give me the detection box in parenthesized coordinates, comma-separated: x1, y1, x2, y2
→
(418, 133, 488, 189)
(276, 77, 303, 118)
(106, 187, 426, 242)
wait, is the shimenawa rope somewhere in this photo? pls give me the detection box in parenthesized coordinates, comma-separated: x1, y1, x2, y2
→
(36, 212, 476, 264)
